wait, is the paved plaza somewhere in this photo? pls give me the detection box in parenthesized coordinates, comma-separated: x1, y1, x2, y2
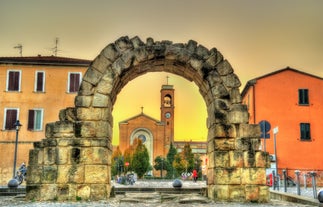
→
(0, 180, 322, 206)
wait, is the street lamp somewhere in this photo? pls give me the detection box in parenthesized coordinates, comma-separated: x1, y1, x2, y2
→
(8, 120, 22, 188)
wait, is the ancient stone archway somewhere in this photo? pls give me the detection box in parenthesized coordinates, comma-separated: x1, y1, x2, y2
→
(26, 36, 269, 202)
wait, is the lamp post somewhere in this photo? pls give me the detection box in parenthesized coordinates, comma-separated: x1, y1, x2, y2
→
(8, 120, 22, 188)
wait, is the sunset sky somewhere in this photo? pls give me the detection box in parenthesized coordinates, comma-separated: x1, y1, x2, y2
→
(1, 0, 322, 145)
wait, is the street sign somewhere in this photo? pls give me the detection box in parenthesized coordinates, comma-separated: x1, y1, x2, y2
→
(273, 127, 279, 134)
(259, 120, 271, 139)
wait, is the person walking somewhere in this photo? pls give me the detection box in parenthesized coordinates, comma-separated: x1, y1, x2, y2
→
(192, 169, 198, 182)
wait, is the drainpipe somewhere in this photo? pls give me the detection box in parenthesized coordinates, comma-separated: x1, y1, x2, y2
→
(252, 82, 256, 124)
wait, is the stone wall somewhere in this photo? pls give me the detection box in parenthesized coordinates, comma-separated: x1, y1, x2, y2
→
(26, 36, 269, 202)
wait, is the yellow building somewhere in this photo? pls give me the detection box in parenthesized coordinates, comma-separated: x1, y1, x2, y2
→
(0, 56, 90, 185)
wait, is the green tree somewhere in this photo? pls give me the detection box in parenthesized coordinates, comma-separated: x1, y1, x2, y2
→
(153, 156, 168, 178)
(123, 145, 134, 173)
(132, 138, 150, 178)
(172, 153, 186, 177)
(182, 142, 194, 172)
(166, 142, 177, 178)
(111, 146, 124, 176)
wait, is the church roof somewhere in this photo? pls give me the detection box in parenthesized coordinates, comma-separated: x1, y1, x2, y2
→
(119, 112, 163, 125)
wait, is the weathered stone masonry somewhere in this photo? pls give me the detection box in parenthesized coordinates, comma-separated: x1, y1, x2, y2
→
(26, 36, 270, 202)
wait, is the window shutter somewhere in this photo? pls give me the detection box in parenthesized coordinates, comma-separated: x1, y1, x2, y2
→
(36, 72, 44, 92)
(5, 110, 17, 130)
(8, 71, 20, 91)
(69, 73, 80, 92)
(28, 110, 35, 130)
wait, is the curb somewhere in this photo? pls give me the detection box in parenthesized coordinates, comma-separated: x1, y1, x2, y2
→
(270, 190, 323, 206)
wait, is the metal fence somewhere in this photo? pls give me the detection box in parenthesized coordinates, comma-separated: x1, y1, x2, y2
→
(267, 167, 323, 199)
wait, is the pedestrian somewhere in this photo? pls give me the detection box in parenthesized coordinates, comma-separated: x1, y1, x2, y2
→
(192, 169, 198, 182)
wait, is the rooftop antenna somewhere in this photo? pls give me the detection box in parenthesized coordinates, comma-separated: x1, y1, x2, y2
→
(52, 37, 60, 56)
(14, 44, 23, 57)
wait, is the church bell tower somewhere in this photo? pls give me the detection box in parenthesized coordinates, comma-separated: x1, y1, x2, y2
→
(160, 79, 175, 148)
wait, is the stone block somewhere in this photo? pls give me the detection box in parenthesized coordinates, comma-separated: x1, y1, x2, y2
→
(82, 147, 109, 164)
(207, 168, 214, 185)
(208, 151, 215, 168)
(77, 184, 91, 200)
(211, 83, 229, 98)
(255, 151, 268, 168)
(242, 168, 266, 185)
(207, 139, 214, 153)
(57, 185, 70, 201)
(68, 165, 85, 183)
(243, 151, 256, 168)
(92, 93, 111, 108)
(229, 151, 244, 168)
(78, 80, 94, 96)
(76, 108, 107, 121)
(40, 184, 58, 200)
(101, 43, 119, 62)
(228, 104, 249, 124)
(56, 147, 69, 165)
(208, 124, 236, 139)
(90, 184, 108, 200)
(228, 185, 245, 201)
(83, 67, 103, 86)
(75, 96, 92, 107)
(259, 185, 270, 202)
(214, 151, 230, 168)
(26, 166, 42, 184)
(44, 148, 56, 165)
(222, 73, 241, 88)
(84, 165, 108, 183)
(213, 184, 229, 200)
(216, 59, 233, 76)
(91, 54, 112, 74)
(230, 88, 242, 104)
(29, 149, 42, 166)
(57, 139, 73, 147)
(42, 165, 58, 184)
(57, 165, 69, 184)
(214, 138, 235, 150)
(215, 168, 241, 185)
(245, 185, 259, 202)
(74, 121, 96, 138)
(26, 184, 41, 200)
(238, 124, 261, 138)
(96, 72, 114, 95)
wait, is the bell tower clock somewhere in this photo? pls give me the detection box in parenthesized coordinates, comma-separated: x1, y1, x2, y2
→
(160, 80, 175, 147)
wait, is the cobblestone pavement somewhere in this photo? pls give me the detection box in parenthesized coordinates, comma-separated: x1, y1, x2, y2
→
(0, 180, 321, 207)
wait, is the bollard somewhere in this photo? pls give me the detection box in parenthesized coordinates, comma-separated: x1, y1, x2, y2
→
(295, 170, 301, 195)
(318, 189, 323, 203)
(283, 169, 287, 192)
(309, 171, 317, 199)
(303, 173, 307, 189)
(272, 170, 276, 190)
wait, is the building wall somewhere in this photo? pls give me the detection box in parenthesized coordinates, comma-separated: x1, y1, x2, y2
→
(0, 62, 88, 185)
(242, 69, 323, 177)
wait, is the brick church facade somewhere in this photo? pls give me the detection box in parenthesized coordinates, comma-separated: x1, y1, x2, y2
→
(118, 84, 176, 164)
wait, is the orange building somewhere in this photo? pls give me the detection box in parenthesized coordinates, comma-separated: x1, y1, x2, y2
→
(0, 56, 90, 185)
(241, 67, 323, 184)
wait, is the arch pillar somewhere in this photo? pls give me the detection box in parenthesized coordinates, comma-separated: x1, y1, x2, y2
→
(26, 36, 270, 202)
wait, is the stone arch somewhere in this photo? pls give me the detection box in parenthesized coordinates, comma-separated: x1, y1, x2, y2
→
(26, 36, 269, 202)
